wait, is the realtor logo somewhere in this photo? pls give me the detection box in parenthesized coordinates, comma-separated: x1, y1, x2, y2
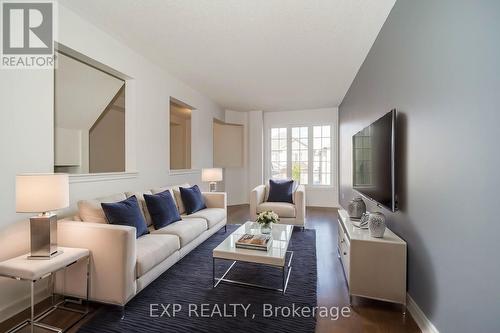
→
(1, 0, 55, 68)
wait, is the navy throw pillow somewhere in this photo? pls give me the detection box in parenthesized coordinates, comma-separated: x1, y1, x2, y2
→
(179, 185, 206, 215)
(267, 179, 294, 203)
(101, 196, 149, 238)
(144, 190, 181, 230)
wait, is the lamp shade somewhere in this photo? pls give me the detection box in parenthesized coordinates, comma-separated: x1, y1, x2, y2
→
(16, 174, 69, 213)
(201, 168, 223, 182)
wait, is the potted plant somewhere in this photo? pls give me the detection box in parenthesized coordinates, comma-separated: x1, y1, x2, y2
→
(256, 210, 279, 234)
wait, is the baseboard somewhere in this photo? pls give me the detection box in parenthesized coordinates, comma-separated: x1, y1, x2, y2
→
(407, 294, 439, 333)
(227, 203, 249, 207)
(305, 204, 339, 208)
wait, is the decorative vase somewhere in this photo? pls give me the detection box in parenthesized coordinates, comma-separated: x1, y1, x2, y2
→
(368, 212, 386, 238)
(347, 197, 366, 219)
(256, 210, 279, 234)
(359, 212, 370, 229)
(260, 224, 272, 234)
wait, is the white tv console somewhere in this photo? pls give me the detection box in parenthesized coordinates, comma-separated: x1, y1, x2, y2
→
(337, 209, 407, 310)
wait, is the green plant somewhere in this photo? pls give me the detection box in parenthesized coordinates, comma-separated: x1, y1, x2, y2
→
(292, 163, 301, 182)
(256, 210, 279, 226)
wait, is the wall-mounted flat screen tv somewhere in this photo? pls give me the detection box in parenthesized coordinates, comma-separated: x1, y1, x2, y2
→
(352, 109, 397, 212)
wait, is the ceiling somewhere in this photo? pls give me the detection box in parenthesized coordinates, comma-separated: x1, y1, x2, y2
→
(59, 0, 395, 111)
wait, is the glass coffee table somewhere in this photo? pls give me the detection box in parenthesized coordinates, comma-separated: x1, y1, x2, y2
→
(212, 221, 294, 293)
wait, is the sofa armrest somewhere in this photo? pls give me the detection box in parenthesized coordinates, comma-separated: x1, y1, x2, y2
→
(250, 185, 266, 220)
(293, 185, 306, 221)
(56, 221, 136, 306)
(294, 185, 306, 223)
(202, 192, 227, 210)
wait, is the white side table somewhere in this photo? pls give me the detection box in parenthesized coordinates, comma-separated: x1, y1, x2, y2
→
(0, 247, 90, 333)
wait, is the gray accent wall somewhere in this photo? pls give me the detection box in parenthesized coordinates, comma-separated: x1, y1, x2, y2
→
(338, 1, 500, 332)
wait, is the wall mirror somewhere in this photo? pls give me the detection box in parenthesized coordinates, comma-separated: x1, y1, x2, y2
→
(54, 51, 126, 174)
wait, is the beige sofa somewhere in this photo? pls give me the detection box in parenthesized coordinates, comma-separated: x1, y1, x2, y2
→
(56, 183, 226, 307)
(249, 183, 306, 227)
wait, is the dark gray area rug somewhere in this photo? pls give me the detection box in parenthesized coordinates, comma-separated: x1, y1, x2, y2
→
(78, 224, 317, 333)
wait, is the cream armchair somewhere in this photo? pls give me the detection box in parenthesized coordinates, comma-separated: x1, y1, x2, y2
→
(250, 184, 306, 227)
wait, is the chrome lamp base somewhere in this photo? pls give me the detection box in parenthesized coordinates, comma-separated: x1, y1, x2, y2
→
(209, 182, 217, 192)
(27, 250, 63, 260)
(28, 214, 60, 260)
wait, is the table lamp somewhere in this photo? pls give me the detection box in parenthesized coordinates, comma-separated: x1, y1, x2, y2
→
(201, 168, 223, 192)
(16, 174, 69, 259)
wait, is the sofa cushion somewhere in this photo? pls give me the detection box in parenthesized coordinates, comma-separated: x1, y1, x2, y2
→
(182, 208, 225, 228)
(179, 185, 206, 214)
(257, 202, 296, 218)
(152, 218, 207, 247)
(125, 190, 153, 226)
(144, 190, 181, 229)
(101, 196, 149, 238)
(265, 184, 298, 203)
(78, 193, 127, 223)
(267, 179, 294, 203)
(151, 183, 190, 214)
(173, 189, 186, 214)
(136, 234, 180, 278)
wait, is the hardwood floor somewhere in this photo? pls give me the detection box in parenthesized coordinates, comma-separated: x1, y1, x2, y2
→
(230, 205, 420, 333)
(0, 205, 420, 333)
(307, 207, 419, 333)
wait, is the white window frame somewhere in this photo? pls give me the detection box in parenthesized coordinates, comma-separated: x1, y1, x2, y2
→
(269, 127, 288, 179)
(290, 126, 309, 185)
(265, 122, 336, 189)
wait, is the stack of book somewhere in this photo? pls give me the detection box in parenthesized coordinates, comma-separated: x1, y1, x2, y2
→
(235, 233, 273, 251)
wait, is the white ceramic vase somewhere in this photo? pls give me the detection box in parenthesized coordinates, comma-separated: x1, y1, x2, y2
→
(347, 197, 366, 219)
(368, 212, 386, 238)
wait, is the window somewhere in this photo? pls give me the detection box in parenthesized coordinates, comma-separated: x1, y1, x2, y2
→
(313, 125, 332, 185)
(269, 125, 333, 186)
(270, 128, 287, 179)
(54, 51, 126, 174)
(291, 127, 308, 184)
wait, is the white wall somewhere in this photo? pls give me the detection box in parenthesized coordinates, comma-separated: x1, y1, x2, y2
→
(0, 69, 54, 322)
(339, 1, 500, 331)
(223, 110, 249, 205)
(247, 111, 264, 191)
(0, 4, 223, 321)
(263, 108, 339, 207)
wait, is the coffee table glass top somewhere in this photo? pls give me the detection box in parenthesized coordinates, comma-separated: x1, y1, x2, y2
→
(213, 222, 294, 266)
